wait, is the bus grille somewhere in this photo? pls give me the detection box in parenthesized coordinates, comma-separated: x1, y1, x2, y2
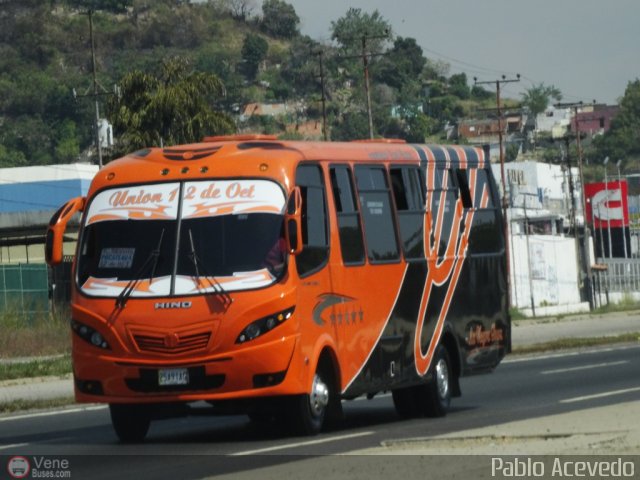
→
(133, 331, 211, 355)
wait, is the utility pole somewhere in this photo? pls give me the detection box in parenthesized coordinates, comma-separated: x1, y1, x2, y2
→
(73, 10, 115, 169)
(341, 32, 389, 139)
(555, 100, 595, 309)
(617, 159, 628, 258)
(313, 50, 329, 141)
(474, 74, 520, 310)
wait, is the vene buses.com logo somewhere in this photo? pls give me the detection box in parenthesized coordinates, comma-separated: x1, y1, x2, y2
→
(7, 456, 30, 479)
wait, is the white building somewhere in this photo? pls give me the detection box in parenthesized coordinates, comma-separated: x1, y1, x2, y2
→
(491, 161, 592, 316)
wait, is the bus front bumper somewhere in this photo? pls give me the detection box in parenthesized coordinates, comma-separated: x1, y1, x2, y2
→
(72, 334, 305, 404)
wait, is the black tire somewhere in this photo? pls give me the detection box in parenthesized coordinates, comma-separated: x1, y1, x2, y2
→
(288, 368, 331, 435)
(392, 386, 421, 419)
(421, 344, 452, 417)
(109, 403, 151, 443)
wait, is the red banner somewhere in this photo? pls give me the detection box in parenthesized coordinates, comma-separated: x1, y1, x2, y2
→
(585, 180, 629, 228)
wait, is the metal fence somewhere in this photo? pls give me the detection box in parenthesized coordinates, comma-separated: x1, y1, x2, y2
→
(600, 258, 640, 293)
(0, 263, 49, 315)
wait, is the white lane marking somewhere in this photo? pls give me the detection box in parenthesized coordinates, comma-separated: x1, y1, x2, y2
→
(541, 360, 628, 375)
(504, 344, 640, 364)
(0, 443, 28, 451)
(0, 405, 106, 423)
(230, 431, 374, 456)
(560, 386, 640, 404)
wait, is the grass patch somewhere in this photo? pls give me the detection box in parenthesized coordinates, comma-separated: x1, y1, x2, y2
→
(593, 293, 640, 315)
(0, 356, 72, 381)
(0, 397, 76, 415)
(0, 308, 71, 359)
(512, 332, 640, 355)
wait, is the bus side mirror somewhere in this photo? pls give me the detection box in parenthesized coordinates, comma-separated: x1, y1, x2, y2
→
(285, 187, 303, 255)
(45, 196, 85, 266)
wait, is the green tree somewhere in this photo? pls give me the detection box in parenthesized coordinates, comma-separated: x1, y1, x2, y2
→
(54, 120, 80, 163)
(448, 73, 470, 100)
(0, 145, 28, 168)
(331, 8, 391, 53)
(592, 79, 640, 166)
(241, 33, 268, 80)
(521, 83, 562, 118)
(376, 37, 425, 91)
(65, 0, 133, 12)
(261, 0, 299, 39)
(106, 57, 234, 156)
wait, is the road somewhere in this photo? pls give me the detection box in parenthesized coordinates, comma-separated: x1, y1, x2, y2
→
(1, 344, 639, 479)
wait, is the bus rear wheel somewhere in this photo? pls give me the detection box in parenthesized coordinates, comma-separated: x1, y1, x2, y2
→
(392, 386, 421, 418)
(109, 403, 151, 443)
(420, 344, 452, 417)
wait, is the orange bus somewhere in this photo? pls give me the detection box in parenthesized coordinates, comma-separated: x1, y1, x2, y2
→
(46, 135, 510, 442)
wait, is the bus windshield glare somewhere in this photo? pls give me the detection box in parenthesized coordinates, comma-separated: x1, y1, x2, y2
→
(77, 179, 287, 298)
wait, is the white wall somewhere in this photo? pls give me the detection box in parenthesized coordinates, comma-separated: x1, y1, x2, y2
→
(509, 233, 584, 312)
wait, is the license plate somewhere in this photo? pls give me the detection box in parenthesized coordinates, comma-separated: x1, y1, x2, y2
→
(158, 368, 189, 386)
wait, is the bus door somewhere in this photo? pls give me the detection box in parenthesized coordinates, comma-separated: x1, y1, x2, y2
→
(293, 163, 334, 365)
(328, 164, 407, 393)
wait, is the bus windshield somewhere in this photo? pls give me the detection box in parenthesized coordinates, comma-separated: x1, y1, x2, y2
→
(77, 179, 287, 298)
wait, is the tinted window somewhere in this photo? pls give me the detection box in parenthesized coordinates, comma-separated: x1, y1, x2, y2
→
(390, 167, 425, 260)
(296, 164, 329, 276)
(330, 166, 365, 264)
(427, 169, 456, 258)
(467, 168, 502, 254)
(355, 166, 400, 263)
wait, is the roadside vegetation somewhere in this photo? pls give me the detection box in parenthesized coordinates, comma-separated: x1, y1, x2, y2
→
(0, 308, 71, 359)
(512, 332, 640, 355)
(2, 1, 638, 172)
(0, 397, 75, 415)
(0, 356, 71, 382)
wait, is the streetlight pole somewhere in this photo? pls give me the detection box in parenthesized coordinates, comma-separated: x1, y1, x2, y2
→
(603, 156, 612, 259)
(617, 159, 628, 258)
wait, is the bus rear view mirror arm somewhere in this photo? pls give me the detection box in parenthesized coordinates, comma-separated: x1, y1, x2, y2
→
(45, 196, 85, 266)
(285, 187, 303, 255)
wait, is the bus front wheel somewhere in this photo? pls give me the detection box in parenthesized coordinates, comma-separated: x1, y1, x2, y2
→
(289, 370, 330, 435)
(109, 403, 151, 443)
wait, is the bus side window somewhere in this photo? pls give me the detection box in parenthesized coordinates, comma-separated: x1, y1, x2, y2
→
(295, 164, 330, 277)
(354, 165, 400, 264)
(330, 165, 365, 265)
(467, 168, 503, 255)
(428, 168, 457, 259)
(390, 167, 425, 260)
(454, 169, 473, 209)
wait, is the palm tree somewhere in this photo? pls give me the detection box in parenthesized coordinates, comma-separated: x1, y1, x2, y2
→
(107, 56, 235, 158)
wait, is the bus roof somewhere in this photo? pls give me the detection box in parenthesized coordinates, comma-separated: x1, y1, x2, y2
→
(91, 137, 488, 197)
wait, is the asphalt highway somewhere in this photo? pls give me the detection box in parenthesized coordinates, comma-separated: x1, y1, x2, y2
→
(1, 343, 638, 479)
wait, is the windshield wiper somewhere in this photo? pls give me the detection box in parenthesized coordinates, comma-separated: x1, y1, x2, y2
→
(115, 229, 165, 309)
(187, 229, 232, 304)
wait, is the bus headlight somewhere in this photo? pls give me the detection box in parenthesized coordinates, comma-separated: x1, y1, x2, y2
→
(71, 320, 111, 350)
(236, 307, 295, 344)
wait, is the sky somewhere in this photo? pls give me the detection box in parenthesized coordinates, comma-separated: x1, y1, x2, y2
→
(281, 0, 639, 105)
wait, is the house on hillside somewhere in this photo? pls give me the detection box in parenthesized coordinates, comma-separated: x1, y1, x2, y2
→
(571, 104, 619, 137)
(535, 105, 572, 139)
(457, 112, 527, 160)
